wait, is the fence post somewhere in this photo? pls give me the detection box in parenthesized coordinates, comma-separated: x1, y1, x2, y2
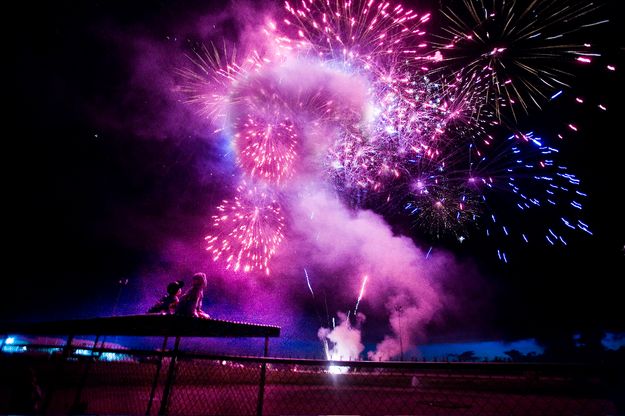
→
(146, 335, 169, 415)
(70, 335, 100, 413)
(42, 334, 74, 413)
(256, 336, 270, 416)
(158, 335, 180, 416)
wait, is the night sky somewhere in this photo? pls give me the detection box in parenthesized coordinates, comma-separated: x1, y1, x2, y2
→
(5, 0, 625, 356)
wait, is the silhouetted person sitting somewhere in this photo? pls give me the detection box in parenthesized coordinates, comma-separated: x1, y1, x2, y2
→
(147, 280, 184, 314)
(175, 272, 211, 319)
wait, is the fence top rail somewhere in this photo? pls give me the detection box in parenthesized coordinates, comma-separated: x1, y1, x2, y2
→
(172, 353, 621, 374)
(0, 314, 280, 338)
(2, 343, 621, 377)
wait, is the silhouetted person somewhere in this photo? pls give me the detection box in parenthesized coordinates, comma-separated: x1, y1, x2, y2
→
(175, 273, 211, 319)
(147, 280, 184, 314)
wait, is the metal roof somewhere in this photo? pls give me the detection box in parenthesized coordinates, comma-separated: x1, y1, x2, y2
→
(0, 314, 280, 338)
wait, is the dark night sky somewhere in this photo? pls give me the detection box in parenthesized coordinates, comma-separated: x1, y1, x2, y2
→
(5, 0, 625, 348)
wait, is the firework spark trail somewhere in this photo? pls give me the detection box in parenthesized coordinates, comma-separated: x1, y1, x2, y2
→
(353, 274, 369, 316)
(304, 268, 315, 298)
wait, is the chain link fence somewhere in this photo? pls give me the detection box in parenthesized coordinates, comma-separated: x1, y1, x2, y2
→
(1, 341, 623, 415)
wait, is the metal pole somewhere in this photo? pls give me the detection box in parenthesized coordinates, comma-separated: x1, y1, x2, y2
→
(395, 305, 404, 361)
(98, 278, 129, 354)
(158, 335, 180, 416)
(399, 313, 404, 361)
(146, 336, 169, 416)
(70, 335, 100, 413)
(42, 334, 74, 413)
(256, 337, 270, 416)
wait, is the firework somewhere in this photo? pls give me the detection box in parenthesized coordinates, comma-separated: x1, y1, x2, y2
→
(468, 130, 591, 253)
(180, 0, 601, 268)
(276, 0, 431, 71)
(205, 183, 285, 275)
(233, 113, 299, 184)
(431, 0, 604, 119)
(177, 43, 269, 122)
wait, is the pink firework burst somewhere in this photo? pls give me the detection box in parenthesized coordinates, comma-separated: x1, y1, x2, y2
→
(278, 0, 432, 70)
(205, 183, 285, 275)
(234, 113, 298, 185)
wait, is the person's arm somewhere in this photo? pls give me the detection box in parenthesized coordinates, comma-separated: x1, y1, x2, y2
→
(195, 291, 210, 319)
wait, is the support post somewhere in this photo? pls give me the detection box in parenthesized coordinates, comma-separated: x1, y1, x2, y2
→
(146, 336, 169, 415)
(42, 334, 74, 413)
(70, 335, 100, 413)
(256, 336, 270, 416)
(158, 335, 180, 416)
